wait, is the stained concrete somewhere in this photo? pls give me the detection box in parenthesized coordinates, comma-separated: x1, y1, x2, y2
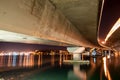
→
(50, 0, 100, 46)
(0, 0, 99, 47)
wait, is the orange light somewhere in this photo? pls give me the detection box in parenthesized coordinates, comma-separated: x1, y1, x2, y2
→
(101, 41, 106, 44)
(105, 18, 120, 42)
(103, 57, 112, 80)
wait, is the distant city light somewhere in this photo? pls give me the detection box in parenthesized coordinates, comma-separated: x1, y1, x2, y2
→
(101, 41, 106, 44)
(105, 18, 120, 42)
(0, 51, 35, 56)
(107, 55, 110, 59)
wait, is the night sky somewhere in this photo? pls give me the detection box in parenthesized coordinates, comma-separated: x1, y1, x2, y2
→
(99, 0, 120, 40)
(0, 42, 66, 51)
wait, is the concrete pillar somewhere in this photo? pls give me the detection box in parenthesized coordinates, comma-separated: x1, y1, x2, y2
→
(40, 52, 43, 65)
(38, 54, 41, 67)
(107, 50, 111, 59)
(59, 53, 62, 66)
(105, 50, 107, 56)
(71, 54, 73, 60)
(108, 50, 111, 55)
(67, 47, 85, 61)
(65, 53, 68, 60)
(73, 53, 81, 60)
(51, 51, 55, 66)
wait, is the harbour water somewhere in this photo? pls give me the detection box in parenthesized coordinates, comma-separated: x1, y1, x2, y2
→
(0, 52, 120, 80)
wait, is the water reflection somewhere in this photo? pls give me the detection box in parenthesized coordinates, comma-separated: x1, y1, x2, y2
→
(102, 57, 112, 80)
(68, 56, 113, 80)
(70, 58, 97, 80)
(1, 51, 120, 80)
(73, 64, 86, 80)
(51, 51, 55, 66)
(0, 51, 65, 69)
(0, 51, 42, 68)
(93, 57, 96, 63)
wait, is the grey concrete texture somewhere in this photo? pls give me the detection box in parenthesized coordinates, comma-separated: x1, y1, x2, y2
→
(0, 0, 99, 47)
(50, 0, 100, 46)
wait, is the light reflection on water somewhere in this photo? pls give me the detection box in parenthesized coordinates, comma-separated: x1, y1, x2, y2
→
(0, 51, 65, 69)
(102, 57, 112, 80)
(0, 54, 35, 68)
(0, 53, 120, 80)
(73, 64, 87, 80)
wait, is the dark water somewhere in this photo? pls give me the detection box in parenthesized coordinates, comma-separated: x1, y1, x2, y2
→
(0, 54, 120, 80)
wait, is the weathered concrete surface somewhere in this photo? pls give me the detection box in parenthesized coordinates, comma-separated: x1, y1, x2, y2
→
(0, 0, 95, 47)
(50, 0, 100, 46)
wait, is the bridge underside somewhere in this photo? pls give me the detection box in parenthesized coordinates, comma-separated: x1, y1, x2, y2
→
(0, 0, 100, 47)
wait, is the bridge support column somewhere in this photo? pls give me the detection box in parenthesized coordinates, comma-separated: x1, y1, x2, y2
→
(51, 51, 55, 66)
(67, 47, 85, 61)
(107, 50, 111, 58)
(73, 53, 81, 60)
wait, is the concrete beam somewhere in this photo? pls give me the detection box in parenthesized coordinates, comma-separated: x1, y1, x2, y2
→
(0, 0, 94, 47)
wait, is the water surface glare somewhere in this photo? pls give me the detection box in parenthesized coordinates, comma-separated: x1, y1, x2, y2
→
(0, 55, 120, 80)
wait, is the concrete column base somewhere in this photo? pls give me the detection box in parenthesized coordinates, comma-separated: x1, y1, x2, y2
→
(73, 53, 81, 60)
